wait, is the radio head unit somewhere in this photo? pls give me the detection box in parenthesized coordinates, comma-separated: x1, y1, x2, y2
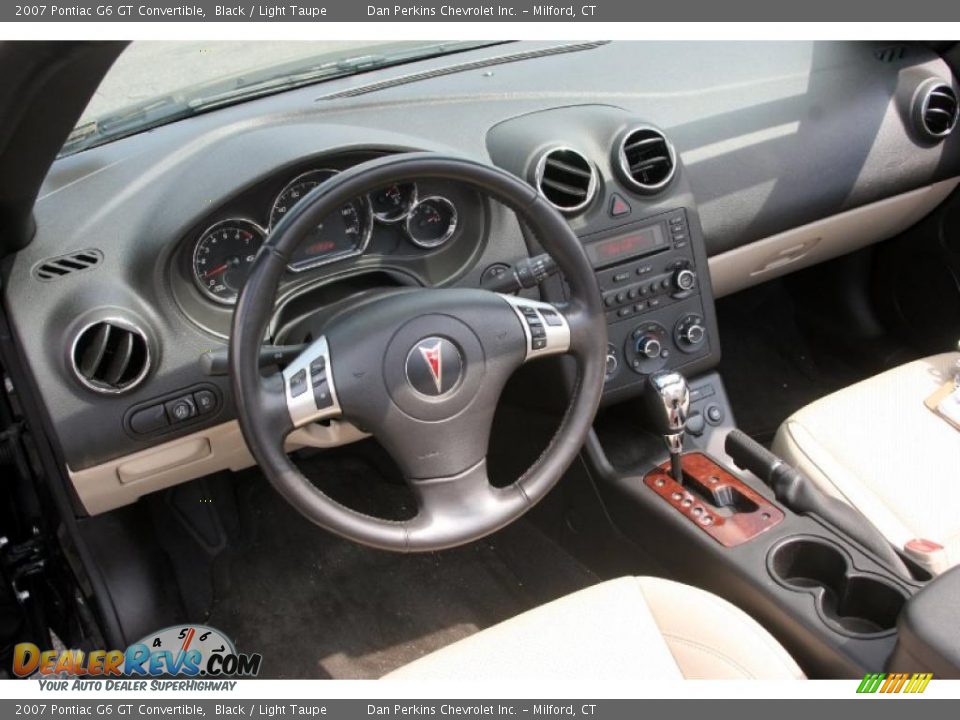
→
(585, 219, 669, 268)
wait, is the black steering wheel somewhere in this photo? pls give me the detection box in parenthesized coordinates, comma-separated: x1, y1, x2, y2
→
(230, 153, 607, 551)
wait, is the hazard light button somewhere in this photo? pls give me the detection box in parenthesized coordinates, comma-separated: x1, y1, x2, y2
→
(609, 193, 631, 217)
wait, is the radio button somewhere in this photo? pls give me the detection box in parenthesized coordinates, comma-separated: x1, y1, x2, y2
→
(674, 268, 697, 292)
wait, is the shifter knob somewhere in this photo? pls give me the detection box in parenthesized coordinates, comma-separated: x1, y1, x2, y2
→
(644, 370, 690, 483)
(644, 370, 690, 435)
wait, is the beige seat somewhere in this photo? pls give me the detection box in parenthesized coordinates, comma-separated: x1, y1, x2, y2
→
(384, 576, 803, 680)
(773, 352, 960, 574)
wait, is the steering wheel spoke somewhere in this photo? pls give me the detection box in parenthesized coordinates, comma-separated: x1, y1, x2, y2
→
(280, 335, 342, 429)
(500, 294, 572, 361)
(404, 459, 528, 548)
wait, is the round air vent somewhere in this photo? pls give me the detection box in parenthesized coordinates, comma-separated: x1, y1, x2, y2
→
(915, 80, 958, 141)
(71, 319, 151, 394)
(533, 147, 598, 214)
(616, 126, 677, 194)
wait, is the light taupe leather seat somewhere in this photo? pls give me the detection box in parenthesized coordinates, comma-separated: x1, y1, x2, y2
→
(385, 576, 804, 680)
(773, 352, 960, 574)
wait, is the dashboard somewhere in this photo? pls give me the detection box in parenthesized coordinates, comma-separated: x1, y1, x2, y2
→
(4, 40, 960, 515)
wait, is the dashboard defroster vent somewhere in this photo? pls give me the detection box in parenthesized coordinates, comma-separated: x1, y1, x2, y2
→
(34, 249, 103, 281)
(616, 126, 677, 194)
(71, 320, 151, 394)
(534, 147, 597, 214)
(917, 82, 959, 140)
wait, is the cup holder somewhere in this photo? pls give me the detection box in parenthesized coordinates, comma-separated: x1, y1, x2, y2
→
(768, 537, 908, 636)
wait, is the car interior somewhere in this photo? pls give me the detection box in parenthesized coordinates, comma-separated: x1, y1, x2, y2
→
(0, 39, 959, 680)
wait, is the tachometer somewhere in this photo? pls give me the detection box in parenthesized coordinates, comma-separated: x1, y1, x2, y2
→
(368, 182, 417, 223)
(406, 196, 458, 249)
(270, 169, 372, 271)
(192, 219, 266, 305)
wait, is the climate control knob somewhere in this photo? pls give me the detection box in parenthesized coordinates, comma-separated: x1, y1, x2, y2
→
(635, 335, 662, 359)
(673, 268, 696, 292)
(605, 343, 619, 380)
(674, 314, 707, 354)
(681, 323, 705, 345)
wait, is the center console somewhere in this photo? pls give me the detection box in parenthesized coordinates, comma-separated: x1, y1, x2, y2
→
(584, 208, 717, 401)
(488, 104, 955, 679)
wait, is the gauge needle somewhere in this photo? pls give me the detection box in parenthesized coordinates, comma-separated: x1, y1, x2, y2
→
(204, 263, 229, 279)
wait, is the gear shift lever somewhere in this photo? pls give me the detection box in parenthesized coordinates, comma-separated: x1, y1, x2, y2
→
(644, 370, 690, 483)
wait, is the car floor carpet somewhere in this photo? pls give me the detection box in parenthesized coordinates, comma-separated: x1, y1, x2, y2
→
(206, 444, 599, 679)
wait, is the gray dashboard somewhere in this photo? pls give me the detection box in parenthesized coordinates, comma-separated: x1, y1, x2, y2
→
(4, 40, 959, 478)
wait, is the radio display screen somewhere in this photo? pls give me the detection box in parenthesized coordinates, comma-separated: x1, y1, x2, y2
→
(586, 223, 666, 266)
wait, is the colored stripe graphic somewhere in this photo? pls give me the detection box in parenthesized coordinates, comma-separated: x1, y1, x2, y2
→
(857, 672, 932, 694)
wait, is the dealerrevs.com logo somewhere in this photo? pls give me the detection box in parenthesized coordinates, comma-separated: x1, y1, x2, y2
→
(13, 624, 262, 685)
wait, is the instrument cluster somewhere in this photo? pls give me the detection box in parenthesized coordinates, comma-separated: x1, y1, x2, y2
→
(190, 167, 464, 305)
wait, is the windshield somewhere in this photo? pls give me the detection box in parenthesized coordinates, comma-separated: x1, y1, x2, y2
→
(64, 40, 502, 157)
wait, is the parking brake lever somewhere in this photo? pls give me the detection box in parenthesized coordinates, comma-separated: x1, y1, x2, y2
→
(725, 429, 912, 579)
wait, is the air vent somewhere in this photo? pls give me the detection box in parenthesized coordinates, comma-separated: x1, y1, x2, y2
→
(874, 46, 907, 64)
(534, 147, 598, 214)
(917, 82, 959, 140)
(34, 249, 102, 281)
(616, 126, 677, 194)
(71, 320, 150, 394)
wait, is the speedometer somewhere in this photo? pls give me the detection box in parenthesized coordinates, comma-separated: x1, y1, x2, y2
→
(270, 169, 372, 272)
(192, 219, 266, 305)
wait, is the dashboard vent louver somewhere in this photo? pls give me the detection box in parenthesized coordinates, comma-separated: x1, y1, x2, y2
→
(874, 46, 907, 63)
(71, 320, 150, 394)
(34, 249, 102, 281)
(616, 127, 676, 194)
(918, 82, 959, 140)
(534, 147, 597, 214)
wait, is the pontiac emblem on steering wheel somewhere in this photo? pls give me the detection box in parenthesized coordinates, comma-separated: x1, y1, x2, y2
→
(406, 337, 462, 397)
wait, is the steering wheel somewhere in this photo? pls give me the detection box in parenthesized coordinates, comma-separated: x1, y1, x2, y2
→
(230, 153, 607, 551)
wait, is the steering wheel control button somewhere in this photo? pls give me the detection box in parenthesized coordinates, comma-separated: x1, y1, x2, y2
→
(166, 396, 197, 423)
(289, 369, 308, 398)
(502, 297, 571, 360)
(313, 380, 334, 410)
(282, 336, 341, 427)
(405, 337, 463, 398)
(540, 309, 563, 326)
(193, 390, 217, 415)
